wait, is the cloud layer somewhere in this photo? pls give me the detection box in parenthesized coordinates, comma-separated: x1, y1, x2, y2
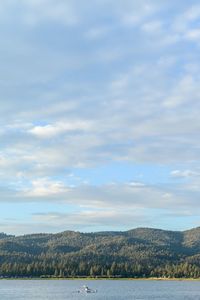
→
(0, 0, 200, 234)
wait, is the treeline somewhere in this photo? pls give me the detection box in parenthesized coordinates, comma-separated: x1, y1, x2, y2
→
(0, 227, 200, 278)
(0, 260, 147, 278)
(1, 260, 200, 278)
(152, 263, 200, 278)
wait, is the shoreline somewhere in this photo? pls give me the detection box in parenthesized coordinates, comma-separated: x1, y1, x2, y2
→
(1, 277, 200, 281)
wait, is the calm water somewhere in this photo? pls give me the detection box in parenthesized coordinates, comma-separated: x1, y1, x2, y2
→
(0, 279, 200, 299)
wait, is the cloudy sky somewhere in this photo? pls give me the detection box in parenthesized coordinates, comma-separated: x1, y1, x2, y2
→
(1, 0, 200, 235)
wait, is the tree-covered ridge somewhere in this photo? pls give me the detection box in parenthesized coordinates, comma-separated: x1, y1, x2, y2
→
(1, 227, 200, 278)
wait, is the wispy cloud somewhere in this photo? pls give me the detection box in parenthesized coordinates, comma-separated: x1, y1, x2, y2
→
(0, 0, 80, 27)
(171, 170, 200, 178)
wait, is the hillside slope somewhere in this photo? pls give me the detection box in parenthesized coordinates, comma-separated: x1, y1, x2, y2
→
(0, 227, 200, 277)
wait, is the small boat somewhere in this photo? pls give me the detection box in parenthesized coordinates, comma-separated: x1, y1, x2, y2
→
(80, 285, 97, 293)
(75, 285, 97, 294)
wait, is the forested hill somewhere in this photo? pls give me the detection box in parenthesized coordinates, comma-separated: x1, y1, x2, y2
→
(1, 227, 200, 278)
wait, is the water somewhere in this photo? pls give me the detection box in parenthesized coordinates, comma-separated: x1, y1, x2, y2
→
(0, 279, 200, 299)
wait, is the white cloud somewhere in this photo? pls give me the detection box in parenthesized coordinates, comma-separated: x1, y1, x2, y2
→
(128, 182, 146, 188)
(163, 75, 200, 108)
(185, 29, 200, 41)
(23, 177, 70, 197)
(181, 4, 200, 23)
(171, 170, 200, 178)
(0, 179, 196, 214)
(172, 4, 200, 43)
(121, 1, 158, 26)
(0, 155, 9, 167)
(0, 175, 200, 233)
(29, 120, 92, 138)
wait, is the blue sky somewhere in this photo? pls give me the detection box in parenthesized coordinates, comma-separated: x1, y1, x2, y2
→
(1, 0, 200, 234)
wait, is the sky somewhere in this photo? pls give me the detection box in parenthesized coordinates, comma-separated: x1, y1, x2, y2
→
(1, 0, 200, 235)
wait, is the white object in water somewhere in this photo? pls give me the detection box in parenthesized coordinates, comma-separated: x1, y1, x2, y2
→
(82, 285, 97, 293)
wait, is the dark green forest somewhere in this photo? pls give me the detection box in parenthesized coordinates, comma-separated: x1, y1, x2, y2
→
(1, 227, 200, 278)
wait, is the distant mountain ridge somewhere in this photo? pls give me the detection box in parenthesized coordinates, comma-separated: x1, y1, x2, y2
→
(1, 227, 200, 278)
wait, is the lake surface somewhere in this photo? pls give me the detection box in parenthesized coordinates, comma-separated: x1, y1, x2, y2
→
(0, 279, 200, 299)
